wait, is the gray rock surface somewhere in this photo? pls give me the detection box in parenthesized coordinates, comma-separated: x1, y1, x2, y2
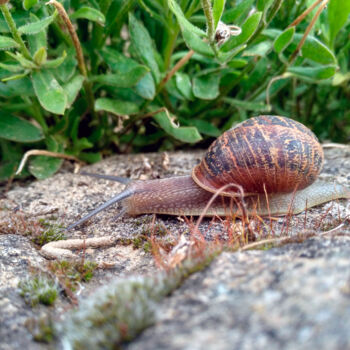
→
(0, 235, 47, 350)
(0, 147, 349, 349)
(127, 235, 350, 350)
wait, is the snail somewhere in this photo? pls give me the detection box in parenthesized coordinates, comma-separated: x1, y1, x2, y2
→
(67, 115, 350, 231)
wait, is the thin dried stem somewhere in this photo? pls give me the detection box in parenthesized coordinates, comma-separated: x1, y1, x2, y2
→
(263, 184, 273, 236)
(47, 0, 96, 116)
(315, 202, 334, 230)
(322, 143, 350, 149)
(41, 236, 117, 260)
(289, 0, 329, 63)
(287, 0, 324, 28)
(15, 150, 84, 175)
(280, 187, 298, 236)
(320, 219, 349, 236)
(241, 217, 349, 252)
(140, 107, 170, 119)
(157, 50, 195, 93)
(241, 236, 287, 251)
(47, 0, 86, 76)
(193, 183, 247, 235)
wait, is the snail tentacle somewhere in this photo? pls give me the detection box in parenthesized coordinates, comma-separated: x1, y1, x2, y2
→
(66, 190, 132, 231)
(80, 171, 131, 184)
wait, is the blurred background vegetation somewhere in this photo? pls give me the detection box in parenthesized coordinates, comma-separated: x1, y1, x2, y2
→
(0, 0, 349, 180)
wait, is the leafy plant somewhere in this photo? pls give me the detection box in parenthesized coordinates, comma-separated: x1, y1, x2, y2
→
(18, 274, 59, 306)
(31, 219, 65, 246)
(25, 314, 55, 343)
(0, 0, 349, 181)
(48, 259, 98, 292)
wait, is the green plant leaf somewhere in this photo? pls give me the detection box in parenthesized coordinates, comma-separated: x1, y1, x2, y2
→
(18, 13, 56, 35)
(0, 114, 43, 142)
(182, 29, 214, 57)
(95, 98, 139, 115)
(265, 30, 337, 64)
(193, 74, 220, 100)
(227, 59, 247, 68)
(153, 110, 202, 143)
(2, 71, 29, 82)
(1, 139, 23, 162)
(128, 13, 160, 83)
(175, 73, 193, 100)
(0, 140, 26, 180)
(166, 77, 186, 100)
(33, 47, 47, 66)
(185, 119, 221, 137)
(328, 0, 350, 46)
(0, 62, 23, 72)
(45, 134, 59, 151)
(100, 47, 136, 71)
(287, 65, 337, 81)
(32, 69, 67, 115)
(257, 0, 274, 11)
(168, 0, 213, 57)
(23, 0, 39, 10)
(274, 27, 294, 54)
(0, 77, 34, 98)
(100, 47, 148, 74)
(27, 14, 47, 55)
(91, 66, 149, 88)
(213, 0, 226, 29)
(78, 152, 102, 163)
(0, 36, 19, 49)
(29, 156, 63, 180)
(168, 0, 206, 37)
(43, 50, 67, 69)
(332, 72, 350, 86)
(6, 51, 37, 69)
(104, 0, 134, 32)
(0, 161, 20, 180)
(135, 72, 155, 100)
(224, 98, 271, 111)
(222, 0, 255, 24)
(63, 74, 85, 107)
(244, 41, 271, 56)
(71, 7, 105, 25)
(221, 12, 262, 52)
(293, 34, 336, 64)
(55, 49, 77, 83)
(132, 131, 164, 147)
(73, 137, 94, 153)
(28, 137, 64, 179)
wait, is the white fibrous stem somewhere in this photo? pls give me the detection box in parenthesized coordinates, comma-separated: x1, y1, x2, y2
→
(41, 236, 117, 260)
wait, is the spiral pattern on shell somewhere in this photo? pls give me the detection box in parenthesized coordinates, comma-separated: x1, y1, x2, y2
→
(192, 115, 324, 196)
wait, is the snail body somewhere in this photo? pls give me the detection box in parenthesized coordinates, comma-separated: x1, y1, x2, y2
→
(123, 175, 347, 217)
(67, 115, 350, 230)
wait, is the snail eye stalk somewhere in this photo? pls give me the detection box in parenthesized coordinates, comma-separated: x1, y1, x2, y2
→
(79, 171, 131, 185)
(66, 190, 132, 231)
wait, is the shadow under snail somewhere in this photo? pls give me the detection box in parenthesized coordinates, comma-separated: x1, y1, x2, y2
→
(67, 115, 350, 231)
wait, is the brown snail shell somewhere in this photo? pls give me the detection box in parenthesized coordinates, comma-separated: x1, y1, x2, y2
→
(192, 115, 324, 197)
